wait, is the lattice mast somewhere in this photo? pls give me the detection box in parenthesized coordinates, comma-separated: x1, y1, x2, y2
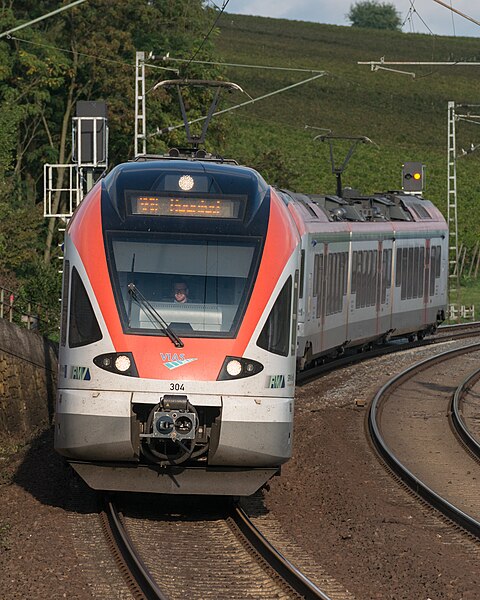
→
(447, 101, 460, 319)
(134, 51, 146, 157)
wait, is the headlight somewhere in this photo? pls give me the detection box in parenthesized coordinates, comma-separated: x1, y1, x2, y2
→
(217, 356, 264, 381)
(226, 359, 243, 377)
(93, 352, 138, 377)
(115, 355, 131, 372)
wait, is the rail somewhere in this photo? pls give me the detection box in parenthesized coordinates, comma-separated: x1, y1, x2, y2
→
(368, 342, 480, 538)
(0, 285, 57, 336)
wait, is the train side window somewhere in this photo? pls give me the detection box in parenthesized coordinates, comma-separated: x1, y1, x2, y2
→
(355, 251, 362, 309)
(326, 254, 332, 315)
(299, 250, 305, 300)
(418, 247, 425, 298)
(413, 247, 420, 298)
(430, 246, 437, 296)
(406, 248, 414, 300)
(395, 248, 402, 287)
(401, 248, 408, 300)
(386, 249, 392, 287)
(291, 270, 299, 355)
(257, 277, 292, 357)
(339, 252, 347, 313)
(371, 250, 378, 307)
(359, 250, 366, 308)
(316, 254, 324, 319)
(61, 260, 70, 347)
(435, 245, 442, 278)
(313, 254, 319, 298)
(381, 249, 392, 304)
(424, 246, 430, 300)
(69, 267, 103, 348)
(351, 251, 358, 295)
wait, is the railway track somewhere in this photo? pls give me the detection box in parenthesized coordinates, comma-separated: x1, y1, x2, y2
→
(369, 341, 480, 538)
(100, 495, 334, 600)
(451, 364, 480, 458)
(97, 322, 480, 599)
(297, 320, 480, 385)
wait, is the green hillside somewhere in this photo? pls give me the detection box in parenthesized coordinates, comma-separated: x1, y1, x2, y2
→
(214, 14, 480, 254)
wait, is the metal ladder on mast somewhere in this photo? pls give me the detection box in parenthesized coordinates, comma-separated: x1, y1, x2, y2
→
(447, 101, 460, 320)
(135, 51, 146, 157)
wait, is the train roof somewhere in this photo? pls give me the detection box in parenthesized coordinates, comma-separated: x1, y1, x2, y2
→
(277, 189, 444, 224)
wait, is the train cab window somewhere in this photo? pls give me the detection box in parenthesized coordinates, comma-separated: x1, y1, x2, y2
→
(108, 234, 259, 338)
(69, 268, 103, 348)
(257, 277, 292, 357)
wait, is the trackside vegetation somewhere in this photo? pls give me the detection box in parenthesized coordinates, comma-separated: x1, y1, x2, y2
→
(1, 7, 480, 334)
(214, 14, 480, 312)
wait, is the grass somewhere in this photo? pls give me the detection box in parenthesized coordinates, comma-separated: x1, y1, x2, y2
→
(214, 15, 480, 253)
(458, 280, 480, 319)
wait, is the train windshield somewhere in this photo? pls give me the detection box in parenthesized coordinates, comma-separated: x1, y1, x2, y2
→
(108, 234, 260, 337)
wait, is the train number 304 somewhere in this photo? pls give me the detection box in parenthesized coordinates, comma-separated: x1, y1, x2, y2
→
(170, 383, 185, 391)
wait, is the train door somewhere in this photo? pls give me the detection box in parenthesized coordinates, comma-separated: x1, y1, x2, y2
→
(425, 238, 446, 323)
(378, 240, 394, 336)
(347, 239, 380, 345)
(322, 243, 350, 353)
(392, 240, 428, 335)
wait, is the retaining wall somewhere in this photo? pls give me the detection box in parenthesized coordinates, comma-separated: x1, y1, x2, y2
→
(0, 318, 58, 440)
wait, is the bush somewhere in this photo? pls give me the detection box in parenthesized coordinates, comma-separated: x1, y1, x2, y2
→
(347, 1, 402, 30)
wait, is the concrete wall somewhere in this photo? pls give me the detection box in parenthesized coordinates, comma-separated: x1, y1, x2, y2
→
(0, 318, 58, 440)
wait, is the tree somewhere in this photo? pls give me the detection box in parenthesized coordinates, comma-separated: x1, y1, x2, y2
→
(250, 149, 300, 190)
(0, 1, 226, 333)
(347, 1, 402, 30)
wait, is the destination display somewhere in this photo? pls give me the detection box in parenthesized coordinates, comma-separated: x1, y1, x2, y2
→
(128, 192, 245, 219)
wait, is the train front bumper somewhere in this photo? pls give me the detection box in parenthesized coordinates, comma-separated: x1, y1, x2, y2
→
(55, 389, 294, 466)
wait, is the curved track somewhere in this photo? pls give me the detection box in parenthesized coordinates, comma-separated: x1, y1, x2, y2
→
(369, 341, 480, 537)
(451, 366, 480, 456)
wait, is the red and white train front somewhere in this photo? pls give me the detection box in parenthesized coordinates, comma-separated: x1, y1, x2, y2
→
(55, 159, 301, 495)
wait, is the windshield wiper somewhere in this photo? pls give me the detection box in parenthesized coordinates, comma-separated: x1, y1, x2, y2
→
(127, 283, 184, 348)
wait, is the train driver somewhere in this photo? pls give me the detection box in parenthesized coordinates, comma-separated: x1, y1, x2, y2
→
(173, 281, 189, 303)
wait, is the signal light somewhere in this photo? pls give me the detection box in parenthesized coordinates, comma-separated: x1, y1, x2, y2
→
(402, 161, 424, 192)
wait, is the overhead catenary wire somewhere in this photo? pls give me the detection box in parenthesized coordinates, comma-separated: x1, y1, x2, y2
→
(184, 0, 230, 71)
(403, 0, 434, 34)
(0, 0, 87, 39)
(432, 0, 480, 28)
(150, 72, 327, 138)
(406, 0, 435, 35)
(6, 35, 179, 73)
(163, 55, 325, 74)
(449, 0, 457, 37)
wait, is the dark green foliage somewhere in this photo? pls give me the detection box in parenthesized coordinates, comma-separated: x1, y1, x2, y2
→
(347, 1, 402, 30)
(0, 1, 224, 337)
(248, 149, 300, 189)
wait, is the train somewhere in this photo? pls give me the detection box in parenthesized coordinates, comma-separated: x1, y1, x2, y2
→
(54, 155, 448, 496)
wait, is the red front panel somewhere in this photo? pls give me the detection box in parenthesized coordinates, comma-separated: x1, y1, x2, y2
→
(69, 187, 299, 380)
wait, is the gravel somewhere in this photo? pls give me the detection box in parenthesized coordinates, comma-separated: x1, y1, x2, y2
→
(1, 339, 479, 599)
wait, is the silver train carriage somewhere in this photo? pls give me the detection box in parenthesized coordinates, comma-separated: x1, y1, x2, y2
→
(281, 190, 448, 370)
